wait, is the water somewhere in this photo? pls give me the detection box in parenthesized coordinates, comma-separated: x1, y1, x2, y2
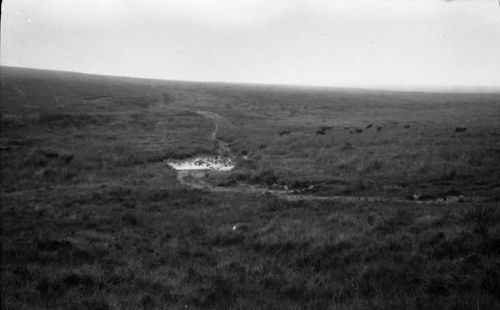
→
(166, 156, 235, 171)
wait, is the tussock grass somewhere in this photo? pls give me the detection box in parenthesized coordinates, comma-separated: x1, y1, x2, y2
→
(4, 188, 500, 309)
(2, 66, 500, 309)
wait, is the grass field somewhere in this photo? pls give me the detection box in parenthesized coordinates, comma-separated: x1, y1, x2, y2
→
(1, 66, 500, 309)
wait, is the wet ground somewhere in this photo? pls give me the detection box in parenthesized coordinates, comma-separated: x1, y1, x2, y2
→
(166, 156, 235, 171)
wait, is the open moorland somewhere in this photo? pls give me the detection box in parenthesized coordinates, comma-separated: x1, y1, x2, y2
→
(1, 66, 500, 309)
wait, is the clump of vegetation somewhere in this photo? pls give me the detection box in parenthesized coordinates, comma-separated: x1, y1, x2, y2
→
(24, 148, 74, 166)
(460, 203, 500, 236)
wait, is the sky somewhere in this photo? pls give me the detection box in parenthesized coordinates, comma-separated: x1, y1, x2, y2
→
(1, 0, 500, 89)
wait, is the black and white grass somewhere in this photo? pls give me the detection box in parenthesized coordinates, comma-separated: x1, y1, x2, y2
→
(1, 1, 500, 309)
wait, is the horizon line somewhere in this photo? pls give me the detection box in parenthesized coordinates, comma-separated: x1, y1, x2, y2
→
(2, 64, 500, 94)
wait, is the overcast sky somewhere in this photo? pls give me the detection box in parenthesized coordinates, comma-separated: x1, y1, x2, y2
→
(1, 0, 499, 89)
